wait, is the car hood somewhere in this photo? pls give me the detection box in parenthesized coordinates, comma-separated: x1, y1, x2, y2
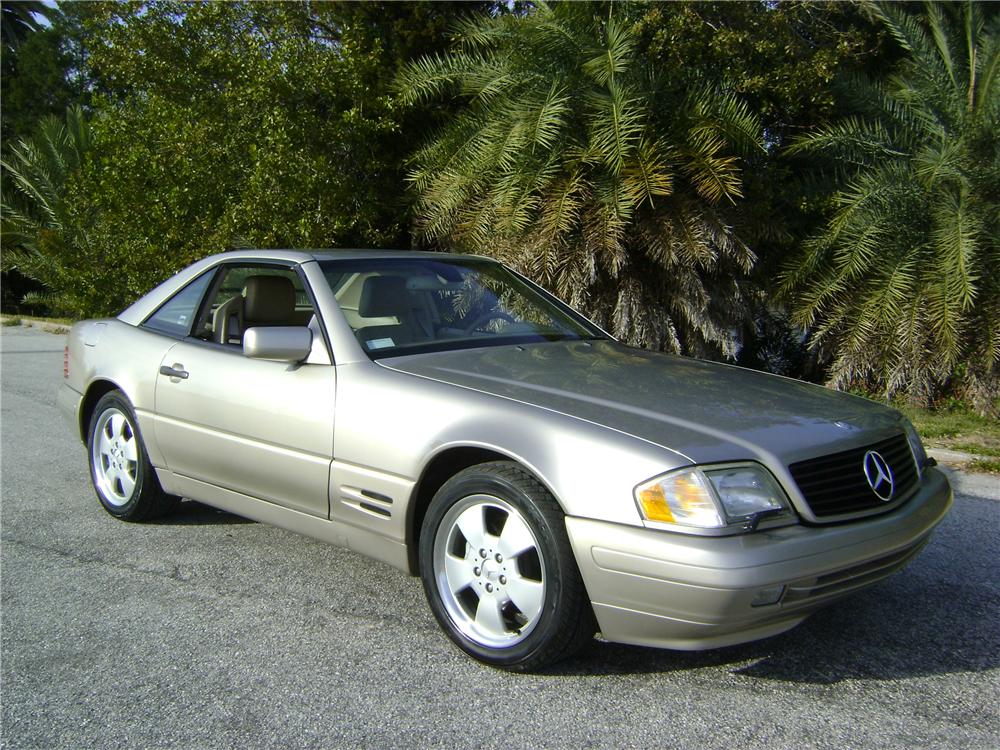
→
(380, 340, 904, 466)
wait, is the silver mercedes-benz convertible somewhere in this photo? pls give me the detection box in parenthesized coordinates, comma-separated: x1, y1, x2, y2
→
(58, 250, 952, 670)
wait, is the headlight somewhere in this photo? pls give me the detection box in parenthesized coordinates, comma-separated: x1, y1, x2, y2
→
(902, 418, 927, 476)
(705, 466, 788, 518)
(635, 463, 793, 533)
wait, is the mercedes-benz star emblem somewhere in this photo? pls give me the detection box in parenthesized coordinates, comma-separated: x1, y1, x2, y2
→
(863, 450, 895, 501)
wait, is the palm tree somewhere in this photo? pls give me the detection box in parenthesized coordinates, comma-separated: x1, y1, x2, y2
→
(1, 1, 48, 53)
(398, 2, 763, 357)
(1, 105, 92, 313)
(783, 1, 999, 411)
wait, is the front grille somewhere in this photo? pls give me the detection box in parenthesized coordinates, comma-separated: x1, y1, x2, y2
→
(789, 433, 919, 519)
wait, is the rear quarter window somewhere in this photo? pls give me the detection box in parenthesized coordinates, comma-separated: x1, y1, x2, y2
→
(142, 271, 213, 337)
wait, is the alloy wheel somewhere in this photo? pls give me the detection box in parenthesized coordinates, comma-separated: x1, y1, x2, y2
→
(432, 494, 547, 649)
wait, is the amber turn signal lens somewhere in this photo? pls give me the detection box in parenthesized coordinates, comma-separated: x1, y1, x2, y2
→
(638, 484, 674, 523)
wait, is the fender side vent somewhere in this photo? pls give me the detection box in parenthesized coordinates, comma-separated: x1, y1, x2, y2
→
(360, 489, 393, 504)
(340, 485, 394, 519)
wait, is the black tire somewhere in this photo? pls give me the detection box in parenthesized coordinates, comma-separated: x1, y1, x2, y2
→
(419, 461, 595, 671)
(87, 391, 177, 521)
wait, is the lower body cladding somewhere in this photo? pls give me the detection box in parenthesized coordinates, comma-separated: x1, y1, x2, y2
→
(566, 467, 952, 651)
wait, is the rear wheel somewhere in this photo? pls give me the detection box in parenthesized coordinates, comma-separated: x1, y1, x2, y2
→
(419, 461, 594, 671)
(88, 391, 176, 521)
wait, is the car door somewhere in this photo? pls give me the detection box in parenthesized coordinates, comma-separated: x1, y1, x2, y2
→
(150, 262, 335, 518)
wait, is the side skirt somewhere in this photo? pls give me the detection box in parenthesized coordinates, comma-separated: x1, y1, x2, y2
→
(156, 469, 413, 574)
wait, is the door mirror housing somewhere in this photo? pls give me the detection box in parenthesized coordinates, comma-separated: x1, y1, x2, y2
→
(243, 326, 313, 362)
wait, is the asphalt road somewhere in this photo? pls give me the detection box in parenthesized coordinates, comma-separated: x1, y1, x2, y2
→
(2, 324, 998, 749)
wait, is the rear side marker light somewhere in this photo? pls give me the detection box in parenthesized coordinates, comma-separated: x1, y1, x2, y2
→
(63, 346, 69, 378)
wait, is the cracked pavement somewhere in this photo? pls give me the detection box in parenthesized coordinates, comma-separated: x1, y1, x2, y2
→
(2, 324, 999, 749)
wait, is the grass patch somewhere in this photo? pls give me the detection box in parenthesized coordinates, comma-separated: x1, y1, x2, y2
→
(948, 442, 1000, 458)
(17, 314, 74, 326)
(968, 458, 1000, 475)
(0, 314, 73, 332)
(898, 405, 998, 440)
(896, 403, 1000, 465)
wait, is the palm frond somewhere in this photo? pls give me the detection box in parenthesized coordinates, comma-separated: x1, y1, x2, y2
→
(586, 81, 644, 176)
(622, 138, 673, 208)
(582, 17, 635, 86)
(930, 190, 981, 311)
(787, 118, 905, 164)
(396, 52, 485, 105)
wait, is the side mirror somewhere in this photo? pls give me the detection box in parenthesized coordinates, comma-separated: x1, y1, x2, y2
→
(243, 326, 312, 362)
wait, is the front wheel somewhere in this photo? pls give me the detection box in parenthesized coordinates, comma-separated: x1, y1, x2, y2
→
(88, 391, 176, 521)
(419, 461, 594, 671)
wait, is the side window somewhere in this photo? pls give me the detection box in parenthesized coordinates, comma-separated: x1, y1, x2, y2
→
(143, 271, 214, 337)
(193, 264, 314, 346)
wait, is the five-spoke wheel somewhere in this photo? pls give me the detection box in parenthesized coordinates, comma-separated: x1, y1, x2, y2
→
(92, 407, 139, 506)
(433, 496, 546, 648)
(420, 461, 594, 671)
(87, 391, 176, 520)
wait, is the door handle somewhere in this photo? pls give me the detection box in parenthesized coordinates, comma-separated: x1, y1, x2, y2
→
(159, 364, 189, 380)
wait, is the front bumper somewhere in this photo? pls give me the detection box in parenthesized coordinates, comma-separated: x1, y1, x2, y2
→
(566, 466, 952, 650)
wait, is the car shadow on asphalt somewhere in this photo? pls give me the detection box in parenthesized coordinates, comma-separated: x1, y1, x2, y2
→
(549, 572, 999, 683)
(151, 500, 256, 525)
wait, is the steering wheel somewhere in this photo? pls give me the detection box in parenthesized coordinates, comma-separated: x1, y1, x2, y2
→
(463, 309, 516, 334)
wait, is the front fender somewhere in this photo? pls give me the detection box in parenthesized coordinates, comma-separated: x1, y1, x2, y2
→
(334, 361, 686, 527)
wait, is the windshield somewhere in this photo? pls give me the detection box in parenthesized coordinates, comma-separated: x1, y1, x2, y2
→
(319, 257, 607, 358)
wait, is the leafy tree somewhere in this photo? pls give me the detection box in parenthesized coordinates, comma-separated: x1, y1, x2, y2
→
(40, 0, 482, 312)
(635, 2, 894, 138)
(782, 1, 999, 411)
(2, 26, 76, 145)
(0, 106, 107, 315)
(400, 1, 765, 356)
(1, 1, 73, 144)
